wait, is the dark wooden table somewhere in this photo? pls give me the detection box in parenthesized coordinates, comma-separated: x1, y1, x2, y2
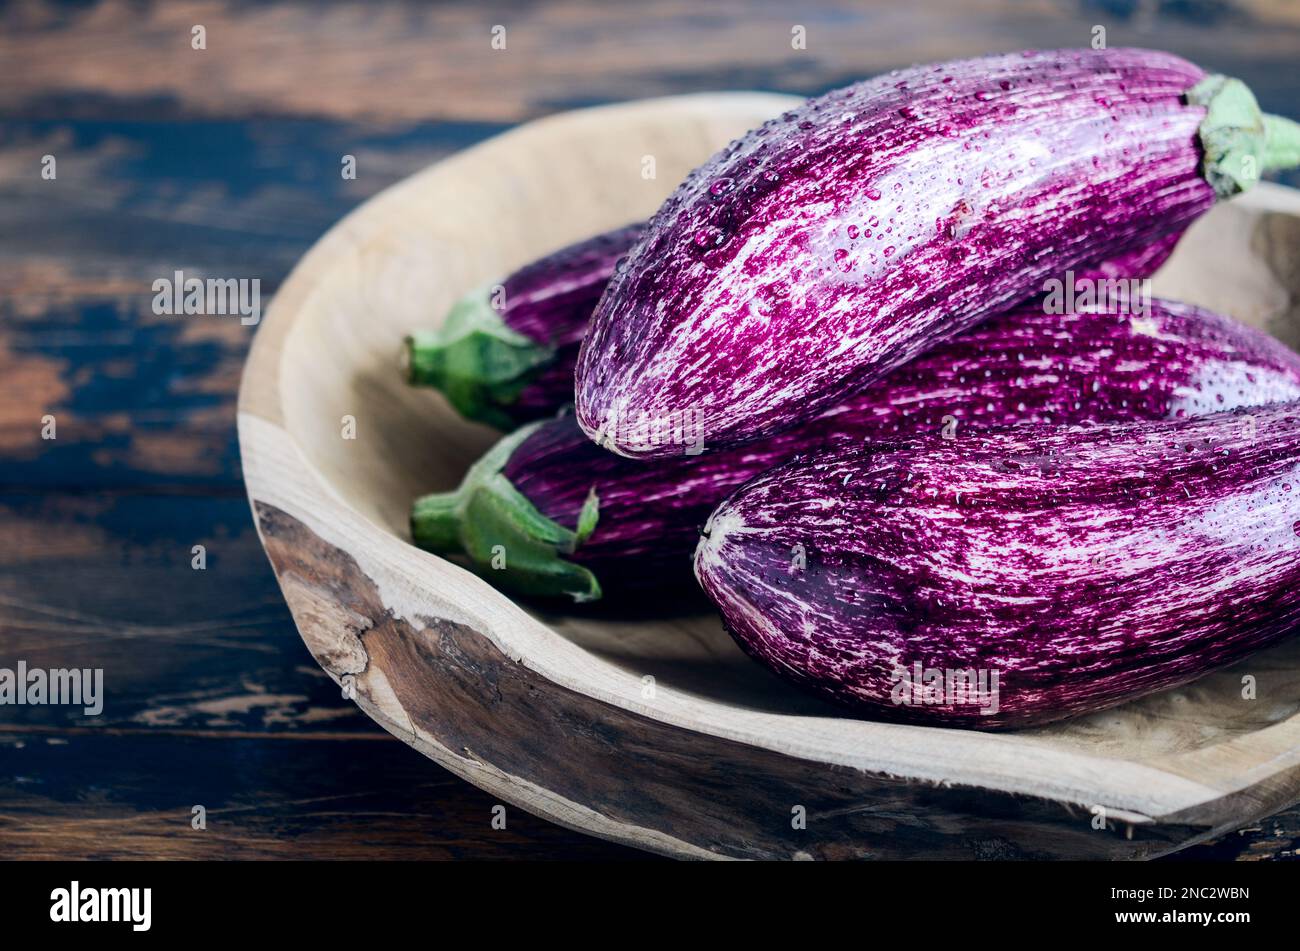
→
(2, 0, 1298, 860)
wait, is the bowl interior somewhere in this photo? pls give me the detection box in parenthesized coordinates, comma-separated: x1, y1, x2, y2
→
(275, 94, 1300, 762)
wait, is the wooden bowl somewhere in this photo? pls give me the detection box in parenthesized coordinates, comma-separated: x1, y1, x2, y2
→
(238, 93, 1300, 860)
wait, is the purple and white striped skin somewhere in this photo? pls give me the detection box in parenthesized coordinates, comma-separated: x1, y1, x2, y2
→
(574, 48, 1283, 458)
(1075, 228, 1181, 284)
(406, 223, 644, 428)
(409, 217, 1182, 428)
(494, 223, 645, 419)
(412, 299, 1300, 600)
(695, 401, 1300, 729)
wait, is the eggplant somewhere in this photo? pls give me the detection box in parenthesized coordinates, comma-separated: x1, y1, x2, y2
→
(406, 220, 1183, 427)
(405, 223, 644, 429)
(412, 299, 1300, 600)
(695, 400, 1300, 729)
(574, 48, 1300, 457)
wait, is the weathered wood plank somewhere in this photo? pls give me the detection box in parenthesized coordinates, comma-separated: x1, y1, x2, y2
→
(0, 117, 502, 488)
(0, 492, 370, 734)
(0, 730, 653, 859)
(0, 490, 651, 858)
(2, 0, 1298, 128)
(1172, 812, 1300, 861)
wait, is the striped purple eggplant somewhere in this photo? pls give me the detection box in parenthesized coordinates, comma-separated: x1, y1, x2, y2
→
(406, 222, 1184, 428)
(695, 400, 1300, 729)
(405, 223, 644, 429)
(574, 48, 1300, 457)
(412, 299, 1300, 600)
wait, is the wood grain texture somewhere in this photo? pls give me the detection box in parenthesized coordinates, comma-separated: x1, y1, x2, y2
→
(5, 0, 1300, 860)
(0, 492, 647, 859)
(4, 0, 1299, 133)
(255, 498, 1285, 860)
(0, 731, 652, 860)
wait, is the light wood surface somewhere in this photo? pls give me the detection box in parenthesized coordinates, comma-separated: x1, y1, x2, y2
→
(237, 93, 1300, 860)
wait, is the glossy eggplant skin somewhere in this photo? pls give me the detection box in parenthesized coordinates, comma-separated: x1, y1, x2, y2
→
(1078, 229, 1181, 284)
(406, 223, 644, 428)
(409, 219, 1182, 427)
(695, 400, 1300, 729)
(412, 300, 1300, 600)
(495, 223, 644, 420)
(574, 49, 1257, 458)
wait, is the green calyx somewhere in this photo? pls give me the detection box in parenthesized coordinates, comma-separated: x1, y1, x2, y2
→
(1188, 75, 1300, 199)
(404, 285, 555, 430)
(1264, 112, 1300, 171)
(409, 422, 603, 602)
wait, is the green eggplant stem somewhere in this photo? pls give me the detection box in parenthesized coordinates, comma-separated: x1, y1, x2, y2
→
(1189, 75, 1300, 198)
(405, 285, 554, 430)
(1263, 114, 1300, 171)
(409, 492, 463, 552)
(409, 422, 603, 602)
